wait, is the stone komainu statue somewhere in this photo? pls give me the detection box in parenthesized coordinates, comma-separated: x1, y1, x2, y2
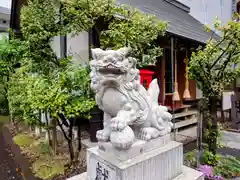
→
(90, 47, 173, 150)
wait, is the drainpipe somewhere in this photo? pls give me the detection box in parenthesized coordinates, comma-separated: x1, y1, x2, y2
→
(60, 3, 66, 58)
(60, 35, 67, 58)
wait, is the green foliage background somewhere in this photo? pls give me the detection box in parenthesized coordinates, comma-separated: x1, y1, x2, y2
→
(0, 0, 167, 126)
(189, 15, 240, 157)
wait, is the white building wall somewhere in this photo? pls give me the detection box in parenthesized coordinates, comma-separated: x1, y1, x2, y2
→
(67, 31, 89, 66)
(179, 0, 232, 32)
(50, 36, 61, 58)
(51, 31, 89, 66)
(178, 0, 234, 99)
(0, 32, 8, 40)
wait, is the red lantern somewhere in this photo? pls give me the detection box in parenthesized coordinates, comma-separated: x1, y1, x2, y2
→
(139, 69, 155, 89)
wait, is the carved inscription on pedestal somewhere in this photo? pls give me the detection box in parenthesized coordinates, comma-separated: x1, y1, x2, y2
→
(90, 157, 116, 180)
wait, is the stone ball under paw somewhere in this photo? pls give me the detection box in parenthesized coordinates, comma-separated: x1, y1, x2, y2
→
(110, 126, 135, 150)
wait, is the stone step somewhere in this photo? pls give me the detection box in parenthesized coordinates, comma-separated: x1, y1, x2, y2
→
(173, 166, 204, 180)
(173, 110, 198, 119)
(173, 118, 197, 130)
(172, 126, 197, 145)
(167, 104, 192, 112)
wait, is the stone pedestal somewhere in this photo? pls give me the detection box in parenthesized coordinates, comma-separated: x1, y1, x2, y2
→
(88, 140, 183, 180)
(69, 135, 203, 180)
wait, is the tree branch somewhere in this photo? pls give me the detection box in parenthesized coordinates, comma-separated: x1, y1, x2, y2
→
(208, 32, 227, 55)
(208, 30, 215, 43)
(57, 117, 70, 141)
(58, 112, 69, 127)
(198, 60, 211, 86)
(210, 42, 232, 70)
(217, 46, 238, 79)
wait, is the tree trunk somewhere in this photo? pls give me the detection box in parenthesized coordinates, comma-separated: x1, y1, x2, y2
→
(74, 125, 81, 161)
(29, 125, 32, 133)
(52, 119, 57, 155)
(57, 115, 75, 165)
(14, 120, 19, 133)
(201, 98, 208, 146)
(208, 96, 218, 155)
(68, 119, 74, 164)
(35, 126, 41, 138)
(201, 96, 219, 155)
(45, 111, 51, 146)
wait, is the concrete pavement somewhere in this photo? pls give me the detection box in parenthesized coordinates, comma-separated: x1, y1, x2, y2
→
(221, 131, 240, 150)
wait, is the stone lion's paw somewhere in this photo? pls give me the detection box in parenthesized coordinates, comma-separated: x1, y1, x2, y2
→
(163, 111, 172, 121)
(110, 117, 128, 131)
(139, 127, 159, 141)
(159, 105, 168, 112)
(96, 129, 110, 142)
(110, 126, 135, 150)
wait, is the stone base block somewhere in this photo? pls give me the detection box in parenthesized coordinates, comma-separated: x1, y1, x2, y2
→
(86, 141, 183, 180)
(70, 166, 203, 180)
(69, 137, 204, 180)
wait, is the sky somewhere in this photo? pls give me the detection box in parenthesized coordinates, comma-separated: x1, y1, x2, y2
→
(0, 0, 11, 9)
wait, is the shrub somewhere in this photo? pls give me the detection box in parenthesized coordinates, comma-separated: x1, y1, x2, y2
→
(185, 150, 197, 167)
(200, 150, 220, 166)
(198, 154, 240, 179)
(35, 142, 53, 155)
(32, 158, 65, 179)
(213, 155, 240, 178)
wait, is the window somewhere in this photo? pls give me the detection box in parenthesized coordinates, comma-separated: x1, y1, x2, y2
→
(165, 48, 173, 93)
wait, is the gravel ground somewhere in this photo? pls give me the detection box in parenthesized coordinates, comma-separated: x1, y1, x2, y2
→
(0, 128, 23, 180)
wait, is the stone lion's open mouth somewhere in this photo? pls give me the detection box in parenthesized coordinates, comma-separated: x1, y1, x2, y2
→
(98, 64, 125, 75)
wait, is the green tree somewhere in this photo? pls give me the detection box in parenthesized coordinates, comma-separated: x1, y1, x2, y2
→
(100, 4, 167, 67)
(0, 35, 25, 117)
(63, 0, 167, 67)
(20, 0, 66, 74)
(8, 61, 95, 163)
(4, 0, 168, 164)
(12, 0, 95, 161)
(189, 16, 240, 157)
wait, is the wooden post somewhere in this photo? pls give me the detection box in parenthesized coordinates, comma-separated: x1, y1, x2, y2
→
(231, 93, 237, 129)
(231, 93, 240, 130)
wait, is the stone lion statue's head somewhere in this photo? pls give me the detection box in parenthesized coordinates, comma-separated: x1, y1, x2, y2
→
(90, 47, 140, 91)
